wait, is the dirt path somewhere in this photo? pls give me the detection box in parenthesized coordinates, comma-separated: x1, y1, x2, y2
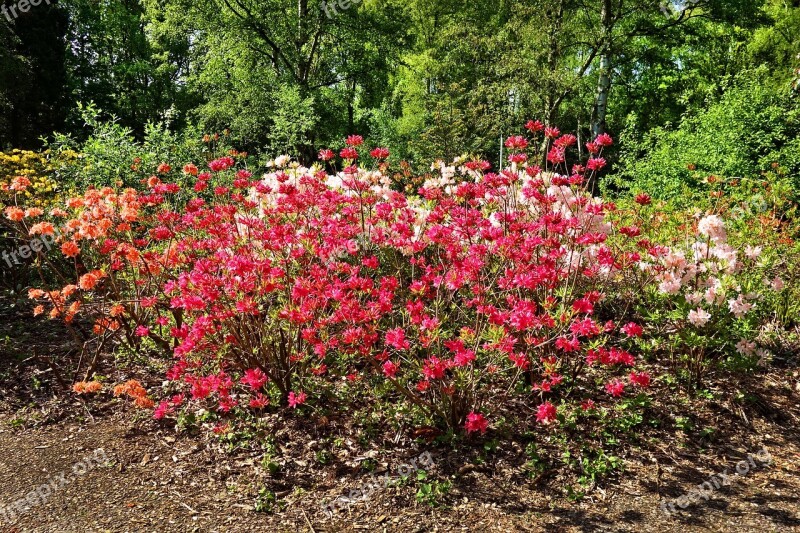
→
(0, 408, 798, 533)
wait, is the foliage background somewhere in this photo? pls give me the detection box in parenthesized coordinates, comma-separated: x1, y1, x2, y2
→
(0, 0, 797, 189)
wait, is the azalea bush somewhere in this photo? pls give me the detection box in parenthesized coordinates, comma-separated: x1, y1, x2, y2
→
(4, 123, 796, 436)
(615, 172, 800, 385)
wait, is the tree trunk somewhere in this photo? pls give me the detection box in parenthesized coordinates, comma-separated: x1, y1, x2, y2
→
(591, 0, 613, 137)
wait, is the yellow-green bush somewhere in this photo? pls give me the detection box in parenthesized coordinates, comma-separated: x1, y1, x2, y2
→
(0, 149, 79, 210)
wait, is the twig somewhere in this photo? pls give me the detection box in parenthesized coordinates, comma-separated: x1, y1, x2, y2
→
(179, 502, 199, 514)
(301, 508, 316, 533)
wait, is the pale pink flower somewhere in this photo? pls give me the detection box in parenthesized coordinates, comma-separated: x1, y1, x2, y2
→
(711, 244, 738, 273)
(685, 292, 703, 305)
(664, 250, 687, 270)
(735, 339, 757, 356)
(769, 277, 785, 291)
(703, 278, 723, 305)
(688, 307, 712, 327)
(697, 215, 727, 243)
(692, 241, 710, 261)
(744, 245, 762, 260)
(658, 273, 682, 295)
(727, 295, 754, 318)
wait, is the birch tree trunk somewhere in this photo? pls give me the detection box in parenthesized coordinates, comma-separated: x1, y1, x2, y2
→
(591, 0, 613, 137)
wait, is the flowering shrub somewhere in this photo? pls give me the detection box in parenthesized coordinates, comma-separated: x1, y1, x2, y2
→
(3, 127, 653, 431)
(0, 149, 78, 210)
(5, 124, 795, 435)
(609, 152, 800, 386)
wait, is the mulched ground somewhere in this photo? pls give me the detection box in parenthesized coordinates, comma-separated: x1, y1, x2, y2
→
(1, 296, 799, 532)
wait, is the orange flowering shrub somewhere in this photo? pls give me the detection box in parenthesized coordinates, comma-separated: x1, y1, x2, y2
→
(3, 179, 183, 379)
(72, 381, 103, 394)
(113, 379, 154, 409)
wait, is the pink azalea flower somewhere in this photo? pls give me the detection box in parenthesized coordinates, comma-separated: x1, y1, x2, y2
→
(465, 412, 489, 434)
(241, 368, 268, 391)
(688, 307, 712, 327)
(605, 379, 626, 397)
(288, 391, 307, 408)
(536, 402, 558, 424)
(629, 371, 651, 388)
(382, 360, 399, 378)
(385, 328, 410, 350)
(249, 394, 269, 409)
(621, 322, 643, 337)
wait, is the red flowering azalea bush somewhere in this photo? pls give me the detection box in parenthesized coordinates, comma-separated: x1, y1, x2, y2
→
(3, 127, 671, 432)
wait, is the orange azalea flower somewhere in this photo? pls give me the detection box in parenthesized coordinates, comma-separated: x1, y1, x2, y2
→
(93, 316, 120, 334)
(29, 222, 55, 236)
(109, 304, 126, 317)
(73, 381, 103, 394)
(157, 163, 172, 174)
(141, 263, 162, 276)
(66, 197, 85, 209)
(134, 397, 155, 409)
(33, 305, 45, 316)
(50, 208, 68, 217)
(79, 272, 100, 290)
(62, 284, 78, 297)
(84, 188, 101, 202)
(46, 290, 62, 302)
(113, 380, 150, 408)
(49, 308, 61, 319)
(124, 248, 140, 263)
(147, 176, 161, 188)
(10, 176, 32, 191)
(61, 241, 80, 258)
(183, 164, 198, 176)
(4, 207, 24, 222)
(116, 222, 132, 232)
(98, 218, 113, 232)
(81, 224, 103, 240)
(24, 208, 44, 218)
(120, 208, 138, 222)
(28, 288, 45, 299)
(121, 188, 138, 202)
